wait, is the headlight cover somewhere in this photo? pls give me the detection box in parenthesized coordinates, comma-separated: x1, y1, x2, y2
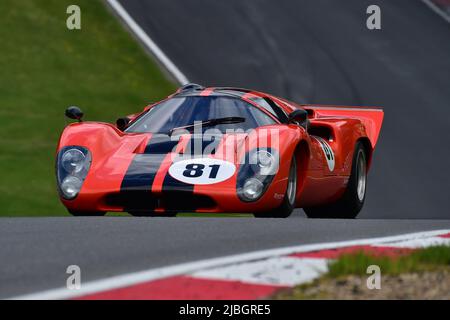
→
(237, 148, 279, 202)
(57, 146, 91, 200)
(61, 149, 86, 174)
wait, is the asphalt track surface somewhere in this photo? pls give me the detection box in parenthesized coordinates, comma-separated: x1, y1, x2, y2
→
(2, 218, 450, 298)
(1, 1, 450, 298)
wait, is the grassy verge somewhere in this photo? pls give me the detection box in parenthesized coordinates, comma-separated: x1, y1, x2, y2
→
(0, 0, 176, 216)
(275, 245, 450, 299)
(328, 245, 450, 276)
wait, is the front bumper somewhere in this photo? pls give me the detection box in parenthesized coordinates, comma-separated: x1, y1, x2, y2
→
(61, 178, 288, 214)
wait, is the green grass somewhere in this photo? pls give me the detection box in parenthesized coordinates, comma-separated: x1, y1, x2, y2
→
(273, 245, 450, 299)
(327, 246, 450, 277)
(0, 0, 176, 216)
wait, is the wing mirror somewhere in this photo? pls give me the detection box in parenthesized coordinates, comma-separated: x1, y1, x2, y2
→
(116, 117, 131, 131)
(288, 109, 308, 129)
(65, 106, 84, 122)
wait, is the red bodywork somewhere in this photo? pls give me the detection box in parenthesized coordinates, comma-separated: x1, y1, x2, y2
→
(57, 87, 383, 215)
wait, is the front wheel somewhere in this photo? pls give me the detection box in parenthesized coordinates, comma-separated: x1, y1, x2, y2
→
(303, 142, 368, 219)
(254, 155, 297, 218)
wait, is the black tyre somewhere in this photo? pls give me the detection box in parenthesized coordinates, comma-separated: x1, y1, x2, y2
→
(68, 210, 106, 217)
(254, 156, 297, 218)
(303, 142, 367, 219)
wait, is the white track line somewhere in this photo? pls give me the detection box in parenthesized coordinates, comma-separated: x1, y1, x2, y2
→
(421, 0, 450, 23)
(191, 256, 329, 287)
(105, 0, 450, 84)
(11, 229, 450, 300)
(105, 0, 189, 85)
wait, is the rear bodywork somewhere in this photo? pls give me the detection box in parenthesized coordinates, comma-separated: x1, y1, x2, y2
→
(56, 87, 383, 215)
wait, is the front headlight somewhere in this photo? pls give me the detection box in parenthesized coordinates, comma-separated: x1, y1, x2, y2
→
(237, 148, 279, 202)
(242, 178, 264, 201)
(61, 149, 86, 174)
(250, 150, 278, 176)
(60, 176, 83, 199)
(57, 146, 91, 200)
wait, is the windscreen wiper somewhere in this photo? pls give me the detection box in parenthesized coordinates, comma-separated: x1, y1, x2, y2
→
(168, 117, 245, 135)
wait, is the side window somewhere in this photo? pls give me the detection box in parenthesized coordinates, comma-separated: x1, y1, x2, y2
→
(249, 97, 274, 116)
(249, 97, 289, 123)
(247, 106, 277, 127)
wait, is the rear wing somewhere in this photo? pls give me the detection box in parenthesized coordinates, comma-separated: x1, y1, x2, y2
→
(303, 105, 384, 148)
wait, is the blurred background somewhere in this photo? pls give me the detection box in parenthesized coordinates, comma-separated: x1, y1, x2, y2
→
(0, 0, 449, 218)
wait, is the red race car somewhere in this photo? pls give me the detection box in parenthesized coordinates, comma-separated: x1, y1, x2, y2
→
(56, 84, 383, 218)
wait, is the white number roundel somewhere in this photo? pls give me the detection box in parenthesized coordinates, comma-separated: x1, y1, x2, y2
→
(168, 158, 236, 185)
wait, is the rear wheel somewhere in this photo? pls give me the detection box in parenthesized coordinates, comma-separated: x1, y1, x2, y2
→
(254, 156, 297, 218)
(303, 142, 367, 219)
(68, 210, 106, 217)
